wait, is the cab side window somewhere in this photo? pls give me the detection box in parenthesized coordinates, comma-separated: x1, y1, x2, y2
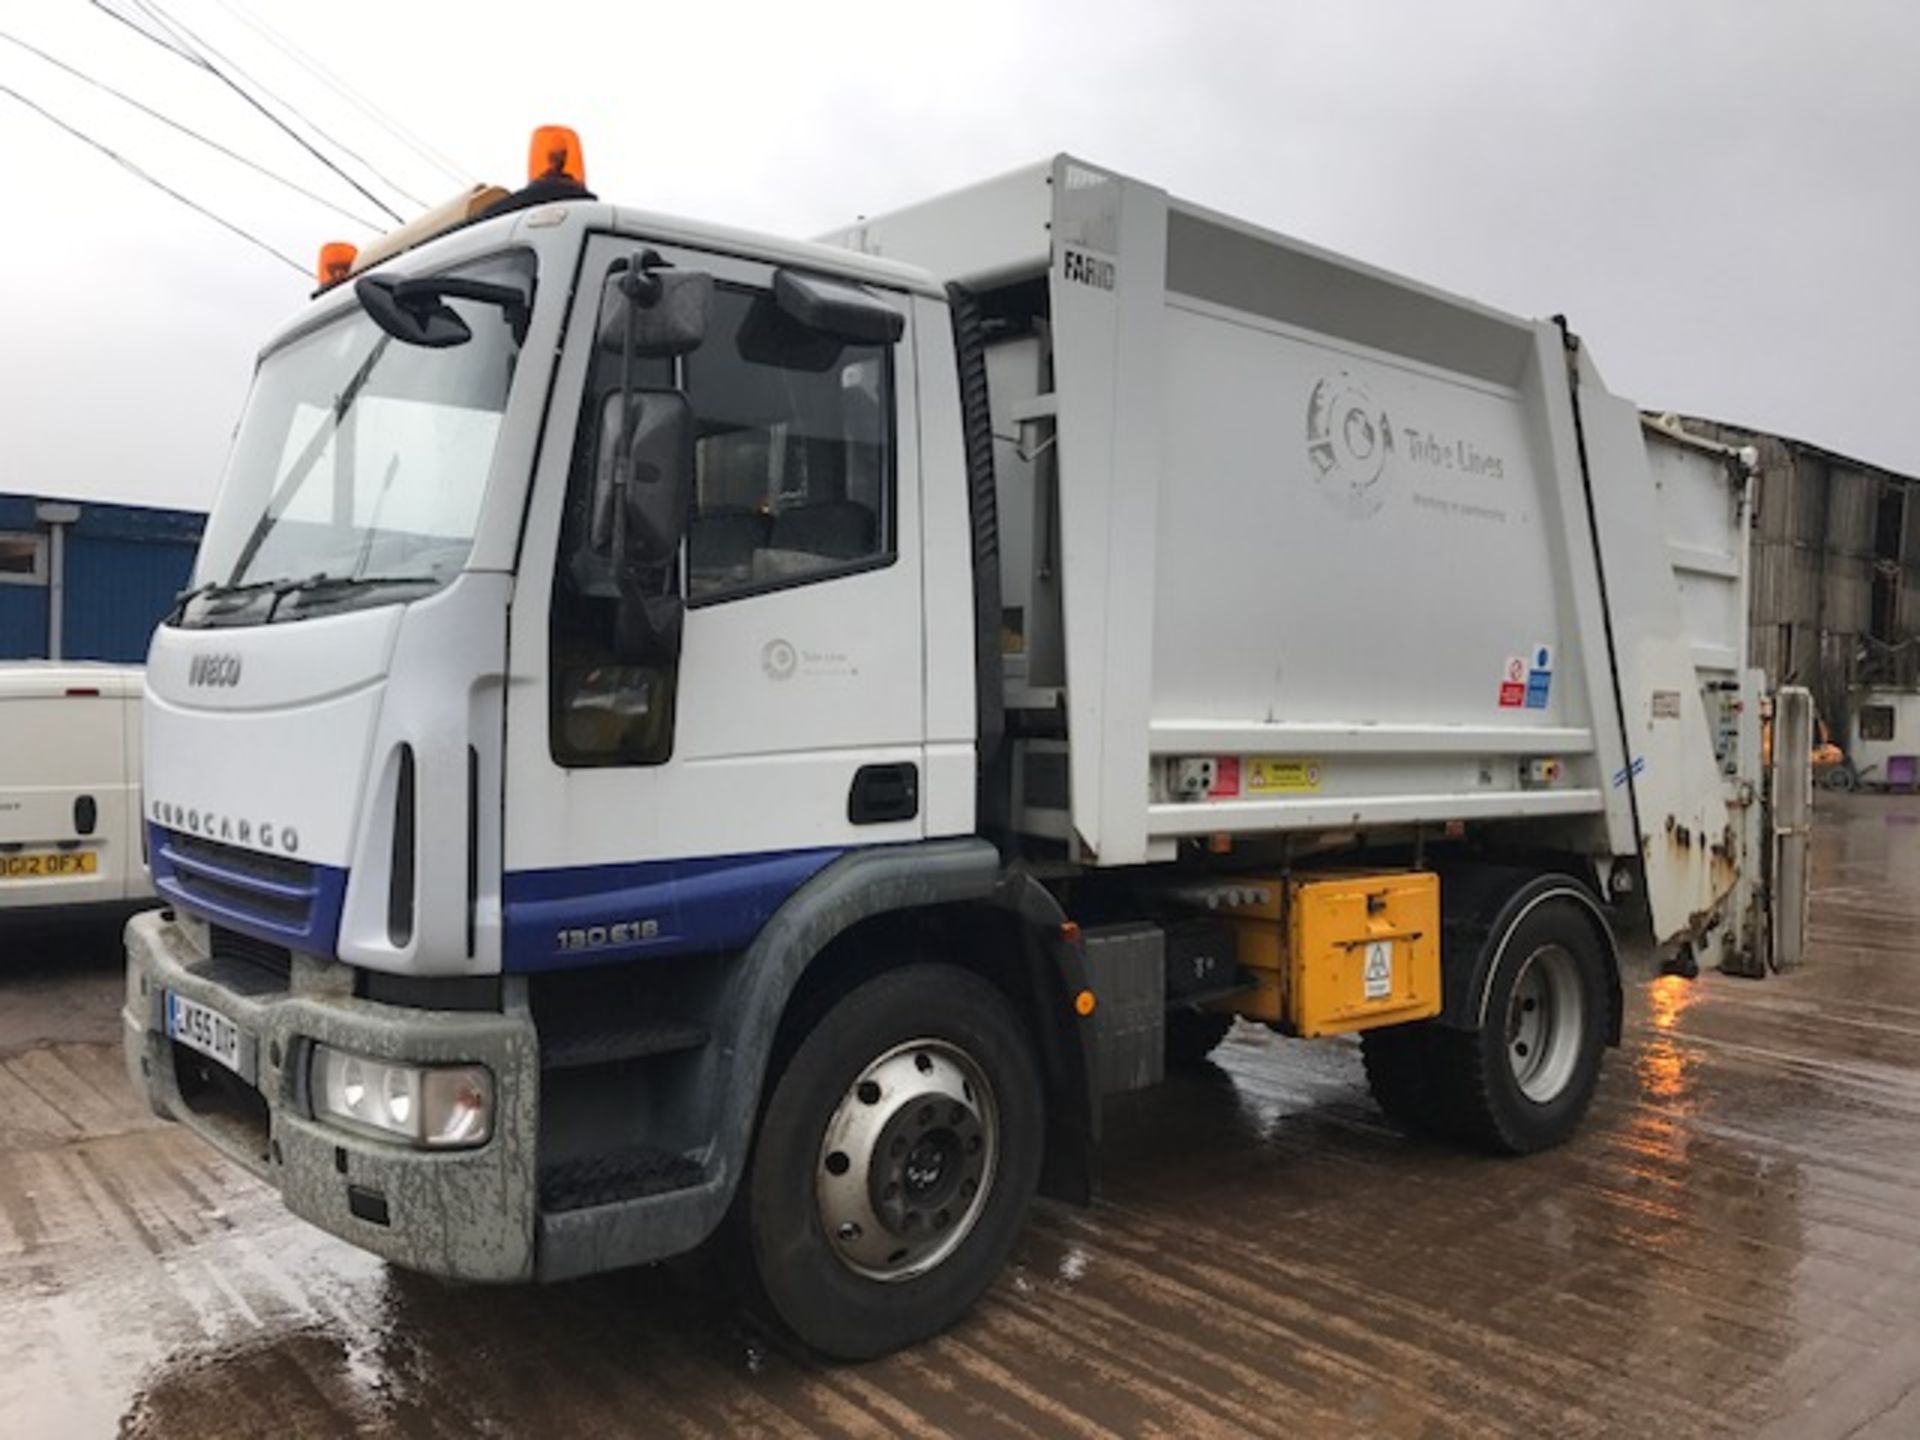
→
(685, 286, 894, 599)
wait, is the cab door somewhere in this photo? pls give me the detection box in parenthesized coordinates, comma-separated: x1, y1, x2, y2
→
(500, 235, 926, 971)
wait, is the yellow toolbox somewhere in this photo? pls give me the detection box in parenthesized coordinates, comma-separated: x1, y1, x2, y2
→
(1219, 871, 1441, 1036)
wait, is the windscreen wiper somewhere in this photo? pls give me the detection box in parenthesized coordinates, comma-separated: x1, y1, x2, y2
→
(266, 571, 440, 619)
(167, 576, 283, 623)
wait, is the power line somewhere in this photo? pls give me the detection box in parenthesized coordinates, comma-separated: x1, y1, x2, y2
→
(0, 29, 383, 230)
(88, 0, 407, 224)
(87, 0, 195, 62)
(132, 0, 427, 211)
(206, 0, 474, 186)
(0, 81, 306, 276)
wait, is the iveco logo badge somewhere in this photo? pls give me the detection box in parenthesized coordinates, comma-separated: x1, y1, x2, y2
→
(188, 653, 243, 688)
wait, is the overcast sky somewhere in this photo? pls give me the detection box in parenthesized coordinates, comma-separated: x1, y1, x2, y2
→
(2, 0, 1916, 510)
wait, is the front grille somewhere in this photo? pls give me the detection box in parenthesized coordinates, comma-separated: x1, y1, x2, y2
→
(169, 832, 310, 887)
(153, 826, 338, 954)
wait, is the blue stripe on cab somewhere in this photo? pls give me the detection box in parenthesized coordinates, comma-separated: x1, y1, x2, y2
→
(501, 847, 842, 972)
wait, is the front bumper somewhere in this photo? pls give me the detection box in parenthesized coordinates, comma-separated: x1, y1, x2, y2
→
(122, 909, 539, 1281)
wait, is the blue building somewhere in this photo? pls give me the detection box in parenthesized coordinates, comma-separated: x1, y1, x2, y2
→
(0, 493, 205, 663)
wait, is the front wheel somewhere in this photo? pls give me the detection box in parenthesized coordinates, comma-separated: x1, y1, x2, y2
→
(744, 963, 1043, 1360)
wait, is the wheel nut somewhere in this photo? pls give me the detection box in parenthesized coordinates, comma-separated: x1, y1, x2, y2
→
(837, 1222, 862, 1243)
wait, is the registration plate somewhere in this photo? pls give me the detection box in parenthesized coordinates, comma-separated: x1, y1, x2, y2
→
(166, 992, 253, 1079)
(1, 851, 98, 880)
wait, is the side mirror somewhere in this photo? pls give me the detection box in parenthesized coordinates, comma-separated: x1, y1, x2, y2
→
(596, 263, 713, 358)
(355, 273, 532, 348)
(617, 391, 693, 568)
(736, 269, 903, 372)
(606, 389, 692, 665)
(355, 274, 471, 348)
(594, 251, 709, 664)
(772, 269, 905, 344)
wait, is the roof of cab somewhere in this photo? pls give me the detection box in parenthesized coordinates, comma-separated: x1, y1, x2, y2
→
(603, 202, 944, 296)
(353, 196, 944, 297)
(0, 662, 144, 701)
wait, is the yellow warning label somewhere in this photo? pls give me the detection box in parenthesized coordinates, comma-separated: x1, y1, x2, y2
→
(1245, 757, 1322, 793)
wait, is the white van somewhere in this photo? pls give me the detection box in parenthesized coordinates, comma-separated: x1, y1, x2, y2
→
(0, 663, 149, 917)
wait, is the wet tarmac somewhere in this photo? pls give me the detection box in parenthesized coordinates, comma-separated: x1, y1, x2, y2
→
(5, 795, 1920, 1437)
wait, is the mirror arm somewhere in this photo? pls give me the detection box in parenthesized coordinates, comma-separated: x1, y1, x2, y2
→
(610, 281, 637, 565)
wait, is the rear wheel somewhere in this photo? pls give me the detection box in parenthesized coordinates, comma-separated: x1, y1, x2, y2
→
(1435, 897, 1611, 1154)
(1363, 895, 1610, 1153)
(1360, 1024, 1450, 1138)
(743, 963, 1043, 1360)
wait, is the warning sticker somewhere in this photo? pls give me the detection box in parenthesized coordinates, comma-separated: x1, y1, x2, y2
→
(1246, 758, 1322, 792)
(1363, 940, 1394, 1000)
(1499, 655, 1527, 708)
(1525, 642, 1554, 710)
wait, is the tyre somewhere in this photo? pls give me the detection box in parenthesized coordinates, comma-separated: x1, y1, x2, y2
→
(1432, 896, 1611, 1154)
(1164, 1009, 1234, 1068)
(1359, 1023, 1451, 1139)
(743, 963, 1044, 1360)
(1820, 763, 1857, 793)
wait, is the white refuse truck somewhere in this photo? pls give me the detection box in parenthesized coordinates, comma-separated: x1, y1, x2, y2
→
(2, 662, 149, 919)
(123, 134, 1807, 1358)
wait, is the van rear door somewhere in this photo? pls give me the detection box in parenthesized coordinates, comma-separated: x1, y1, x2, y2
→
(0, 668, 134, 912)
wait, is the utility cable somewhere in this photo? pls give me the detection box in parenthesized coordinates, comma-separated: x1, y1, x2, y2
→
(0, 81, 306, 276)
(0, 29, 382, 230)
(131, 0, 426, 211)
(88, 0, 407, 223)
(206, 0, 473, 185)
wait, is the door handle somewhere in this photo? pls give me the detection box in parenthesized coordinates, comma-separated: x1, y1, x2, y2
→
(848, 763, 919, 825)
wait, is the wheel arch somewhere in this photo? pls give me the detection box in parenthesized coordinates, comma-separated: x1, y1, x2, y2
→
(709, 842, 1094, 1221)
(1436, 866, 1623, 1046)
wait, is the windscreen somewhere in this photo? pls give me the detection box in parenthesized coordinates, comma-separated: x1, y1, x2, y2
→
(188, 251, 534, 618)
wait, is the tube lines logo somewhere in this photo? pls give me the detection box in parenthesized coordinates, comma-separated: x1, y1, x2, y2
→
(1305, 372, 1394, 519)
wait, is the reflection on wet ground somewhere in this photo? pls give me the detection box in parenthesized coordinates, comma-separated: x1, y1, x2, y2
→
(6, 795, 1920, 1436)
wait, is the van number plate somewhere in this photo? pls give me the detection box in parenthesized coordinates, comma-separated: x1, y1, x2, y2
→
(1, 852, 98, 879)
(166, 992, 252, 1079)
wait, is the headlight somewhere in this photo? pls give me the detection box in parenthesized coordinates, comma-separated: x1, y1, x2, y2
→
(310, 1045, 493, 1149)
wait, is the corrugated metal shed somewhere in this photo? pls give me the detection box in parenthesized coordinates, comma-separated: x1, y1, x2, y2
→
(1676, 419, 1919, 729)
(0, 493, 204, 663)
